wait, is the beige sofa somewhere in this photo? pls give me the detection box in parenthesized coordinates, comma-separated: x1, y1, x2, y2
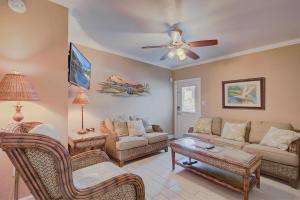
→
(185, 117, 300, 188)
(100, 121, 168, 167)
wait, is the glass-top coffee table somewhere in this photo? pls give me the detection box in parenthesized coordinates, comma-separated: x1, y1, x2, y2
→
(170, 137, 262, 200)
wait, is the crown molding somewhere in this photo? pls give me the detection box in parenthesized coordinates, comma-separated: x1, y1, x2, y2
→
(172, 38, 300, 70)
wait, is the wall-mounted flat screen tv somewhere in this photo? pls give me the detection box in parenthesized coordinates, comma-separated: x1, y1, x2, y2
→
(68, 43, 91, 90)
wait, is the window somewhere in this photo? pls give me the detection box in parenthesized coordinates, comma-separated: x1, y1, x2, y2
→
(181, 86, 196, 112)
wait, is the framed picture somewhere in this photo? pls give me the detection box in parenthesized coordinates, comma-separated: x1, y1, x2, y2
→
(222, 77, 265, 109)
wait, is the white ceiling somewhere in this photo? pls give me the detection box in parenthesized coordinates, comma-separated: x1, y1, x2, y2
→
(50, 0, 300, 69)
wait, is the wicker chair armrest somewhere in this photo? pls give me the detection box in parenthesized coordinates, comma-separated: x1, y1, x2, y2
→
(152, 125, 163, 132)
(71, 150, 110, 171)
(76, 173, 145, 200)
(188, 127, 194, 133)
(288, 137, 300, 155)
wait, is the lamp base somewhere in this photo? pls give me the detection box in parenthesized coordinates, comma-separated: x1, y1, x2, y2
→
(78, 129, 87, 134)
(13, 103, 24, 123)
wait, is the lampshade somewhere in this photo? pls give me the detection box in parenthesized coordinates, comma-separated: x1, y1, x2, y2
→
(0, 73, 39, 101)
(72, 90, 89, 105)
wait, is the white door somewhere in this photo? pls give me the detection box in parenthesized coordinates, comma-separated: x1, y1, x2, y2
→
(175, 78, 201, 138)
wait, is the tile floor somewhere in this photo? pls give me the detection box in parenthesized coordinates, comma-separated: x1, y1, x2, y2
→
(122, 148, 300, 200)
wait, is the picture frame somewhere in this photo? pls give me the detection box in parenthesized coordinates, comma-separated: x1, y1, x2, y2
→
(222, 77, 265, 109)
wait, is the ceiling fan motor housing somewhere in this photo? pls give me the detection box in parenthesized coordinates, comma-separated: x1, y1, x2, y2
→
(170, 30, 182, 44)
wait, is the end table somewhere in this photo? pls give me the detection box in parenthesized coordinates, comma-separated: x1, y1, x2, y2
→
(68, 130, 107, 155)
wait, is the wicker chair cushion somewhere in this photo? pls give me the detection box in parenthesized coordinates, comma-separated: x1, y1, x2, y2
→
(143, 132, 168, 144)
(184, 132, 214, 142)
(28, 124, 60, 141)
(116, 136, 148, 150)
(210, 137, 246, 149)
(243, 144, 299, 166)
(73, 161, 125, 189)
(249, 121, 293, 143)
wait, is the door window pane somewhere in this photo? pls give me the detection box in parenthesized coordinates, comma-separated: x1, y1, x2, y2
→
(181, 86, 196, 112)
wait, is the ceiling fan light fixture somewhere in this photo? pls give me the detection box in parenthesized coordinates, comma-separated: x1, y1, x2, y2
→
(176, 48, 185, 57)
(168, 49, 176, 58)
(178, 53, 186, 61)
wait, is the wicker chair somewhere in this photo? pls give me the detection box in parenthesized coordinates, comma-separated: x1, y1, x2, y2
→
(0, 122, 145, 200)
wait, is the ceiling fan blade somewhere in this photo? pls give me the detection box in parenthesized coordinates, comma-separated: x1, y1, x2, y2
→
(184, 48, 200, 60)
(142, 45, 168, 49)
(188, 40, 218, 48)
(160, 51, 170, 61)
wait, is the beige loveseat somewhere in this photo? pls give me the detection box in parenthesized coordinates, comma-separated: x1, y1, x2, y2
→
(100, 121, 168, 167)
(185, 117, 300, 188)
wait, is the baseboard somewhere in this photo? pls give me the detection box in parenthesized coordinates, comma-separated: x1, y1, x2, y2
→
(19, 195, 34, 200)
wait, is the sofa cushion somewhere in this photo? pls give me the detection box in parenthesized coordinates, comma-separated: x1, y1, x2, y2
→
(116, 136, 148, 150)
(210, 137, 246, 149)
(260, 127, 300, 150)
(143, 132, 168, 144)
(73, 162, 125, 189)
(221, 122, 247, 142)
(249, 121, 293, 143)
(243, 144, 299, 167)
(193, 118, 212, 134)
(184, 132, 214, 142)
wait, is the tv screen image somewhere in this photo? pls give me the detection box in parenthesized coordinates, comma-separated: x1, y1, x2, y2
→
(68, 43, 91, 90)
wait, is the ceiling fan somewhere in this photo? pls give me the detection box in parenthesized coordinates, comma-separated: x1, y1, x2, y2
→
(141, 26, 218, 61)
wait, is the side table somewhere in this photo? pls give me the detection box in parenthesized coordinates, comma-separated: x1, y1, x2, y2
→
(68, 130, 107, 156)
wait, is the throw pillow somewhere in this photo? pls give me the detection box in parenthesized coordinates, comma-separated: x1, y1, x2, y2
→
(193, 118, 212, 134)
(260, 127, 300, 150)
(139, 117, 153, 133)
(221, 122, 247, 142)
(129, 116, 153, 133)
(104, 118, 114, 132)
(145, 126, 154, 133)
(113, 120, 129, 137)
(127, 120, 146, 136)
(29, 124, 60, 141)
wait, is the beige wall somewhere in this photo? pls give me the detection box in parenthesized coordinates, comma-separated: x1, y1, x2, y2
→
(0, 0, 68, 199)
(68, 45, 173, 134)
(172, 44, 300, 129)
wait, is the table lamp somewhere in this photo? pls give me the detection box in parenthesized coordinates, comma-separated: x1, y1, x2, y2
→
(72, 90, 89, 134)
(0, 72, 39, 122)
(0, 72, 39, 200)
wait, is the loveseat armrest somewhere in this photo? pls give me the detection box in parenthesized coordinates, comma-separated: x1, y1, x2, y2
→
(188, 127, 194, 133)
(152, 125, 163, 132)
(75, 173, 145, 200)
(288, 137, 300, 155)
(71, 150, 110, 171)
